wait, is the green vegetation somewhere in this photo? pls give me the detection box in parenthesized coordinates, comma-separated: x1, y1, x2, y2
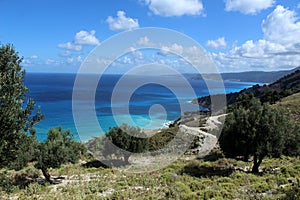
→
(0, 156, 299, 199)
(276, 92, 300, 124)
(148, 126, 178, 151)
(271, 69, 300, 89)
(220, 94, 300, 173)
(87, 125, 179, 163)
(0, 44, 44, 170)
(0, 43, 85, 185)
(103, 124, 148, 163)
(35, 127, 86, 183)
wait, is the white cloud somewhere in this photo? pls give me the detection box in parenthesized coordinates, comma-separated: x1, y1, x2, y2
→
(22, 55, 39, 66)
(58, 30, 99, 52)
(144, 0, 204, 17)
(45, 59, 61, 66)
(64, 55, 83, 66)
(22, 59, 32, 66)
(58, 42, 82, 51)
(30, 55, 38, 59)
(67, 57, 74, 64)
(137, 36, 154, 46)
(213, 37, 300, 71)
(262, 5, 300, 45)
(225, 0, 274, 15)
(106, 11, 139, 31)
(128, 47, 145, 60)
(77, 56, 83, 63)
(159, 44, 203, 61)
(213, 5, 300, 71)
(59, 51, 71, 57)
(206, 37, 227, 49)
(122, 56, 132, 64)
(213, 50, 300, 72)
(227, 40, 286, 58)
(74, 30, 100, 45)
(160, 43, 184, 55)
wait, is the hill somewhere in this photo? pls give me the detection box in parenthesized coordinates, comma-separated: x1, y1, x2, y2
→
(189, 66, 300, 83)
(276, 92, 300, 124)
(220, 66, 299, 83)
(193, 68, 300, 110)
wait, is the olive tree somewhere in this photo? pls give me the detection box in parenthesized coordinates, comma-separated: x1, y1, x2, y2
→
(220, 94, 299, 173)
(35, 127, 86, 183)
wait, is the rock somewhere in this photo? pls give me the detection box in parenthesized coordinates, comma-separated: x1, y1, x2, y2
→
(179, 114, 226, 156)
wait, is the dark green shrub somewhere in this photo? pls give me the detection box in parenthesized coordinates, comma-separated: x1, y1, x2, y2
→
(35, 127, 86, 183)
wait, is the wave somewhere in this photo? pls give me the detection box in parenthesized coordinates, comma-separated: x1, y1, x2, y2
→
(163, 120, 174, 128)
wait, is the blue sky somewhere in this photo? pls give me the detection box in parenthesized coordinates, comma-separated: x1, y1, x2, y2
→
(1, 0, 300, 73)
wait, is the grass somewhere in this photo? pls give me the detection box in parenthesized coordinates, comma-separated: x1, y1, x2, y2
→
(0, 156, 299, 199)
(276, 92, 300, 124)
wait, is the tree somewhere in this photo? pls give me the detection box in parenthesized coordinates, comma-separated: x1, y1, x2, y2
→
(0, 43, 43, 169)
(219, 94, 299, 173)
(35, 127, 86, 183)
(282, 124, 300, 156)
(261, 90, 280, 104)
(103, 124, 148, 164)
(221, 94, 262, 162)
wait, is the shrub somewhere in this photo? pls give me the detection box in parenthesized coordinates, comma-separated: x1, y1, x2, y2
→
(35, 127, 86, 183)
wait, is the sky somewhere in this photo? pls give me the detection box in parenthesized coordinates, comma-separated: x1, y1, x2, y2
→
(1, 0, 300, 73)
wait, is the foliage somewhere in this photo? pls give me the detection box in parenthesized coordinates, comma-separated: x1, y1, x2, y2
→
(0, 156, 299, 199)
(219, 93, 300, 173)
(0, 171, 17, 193)
(276, 92, 300, 124)
(34, 127, 86, 183)
(0, 43, 43, 169)
(0, 165, 40, 194)
(148, 126, 178, 151)
(87, 125, 182, 164)
(261, 90, 280, 104)
(271, 69, 300, 89)
(103, 124, 148, 163)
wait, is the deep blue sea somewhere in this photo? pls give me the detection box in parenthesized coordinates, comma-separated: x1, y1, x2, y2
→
(24, 73, 258, 142)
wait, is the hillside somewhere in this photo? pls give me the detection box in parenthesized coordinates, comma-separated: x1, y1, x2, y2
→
(189, 66, 300, 83)
(193, 69, 300, 110)
(276, 92, 300, 124)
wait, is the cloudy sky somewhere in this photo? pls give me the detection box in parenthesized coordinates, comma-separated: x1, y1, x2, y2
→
(1, 0, 300, 73)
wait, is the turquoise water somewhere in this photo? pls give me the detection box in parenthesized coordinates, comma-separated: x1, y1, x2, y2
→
(25, 73, 258, 141)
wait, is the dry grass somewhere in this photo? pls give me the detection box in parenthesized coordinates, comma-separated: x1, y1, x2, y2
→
(1, 156, 299, 199)
(276, 92, 300, 124)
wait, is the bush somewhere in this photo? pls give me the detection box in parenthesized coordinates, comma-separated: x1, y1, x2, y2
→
(165, 181, 192, 199)
(0, 172, 17, 193)
(189, 180, 205, 192)
(251, 182, 271, 193)
(220, 94, 299, 173)
(35, 127, 86, 183)
(102, 124, 148, 163)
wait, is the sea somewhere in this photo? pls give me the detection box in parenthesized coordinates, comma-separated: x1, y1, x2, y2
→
(24, 73, 259, 142)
